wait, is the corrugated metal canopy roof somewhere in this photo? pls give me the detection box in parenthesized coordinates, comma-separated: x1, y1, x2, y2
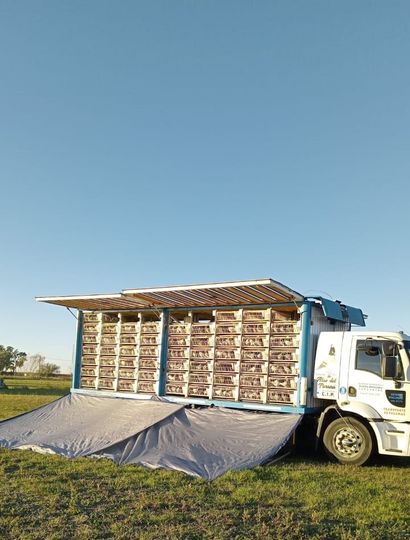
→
(36, 278, 304, 311)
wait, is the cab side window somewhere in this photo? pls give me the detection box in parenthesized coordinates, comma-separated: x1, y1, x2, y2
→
(356, 340, 382, 377)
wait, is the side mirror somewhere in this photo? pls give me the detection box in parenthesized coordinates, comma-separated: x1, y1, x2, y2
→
(383, 356, 399, 379)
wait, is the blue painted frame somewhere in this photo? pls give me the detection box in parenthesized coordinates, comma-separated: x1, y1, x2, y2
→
(72, 310, 83, 390)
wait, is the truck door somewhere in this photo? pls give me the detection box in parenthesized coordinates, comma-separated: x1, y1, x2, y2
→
(346, 337, 408, 422)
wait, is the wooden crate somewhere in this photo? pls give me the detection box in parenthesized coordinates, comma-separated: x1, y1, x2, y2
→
(241, 349, 268, 361)
(118, 367, 136, 379)
(82, 334, 98, 344)
(215, 310, 241, 322)
(100, 346, 117, 356)
(100, 335, 117, 345)
(239, 387, 266, 402)
(84, 312, 99, 322)
(215, 335, 241, 348)
(270, 336, 299, 348)
(119, 357, 136, 368)
(168, 335, 190, 347)
(213, 373, 239, 386)
(119, 346, 138, 357)
(99, 356, 117, 366)
(140, 335, 160, 346)
(269, 362, 298, 375)
(101, 323, 118, 334)
(268, 376, 298, 389)
(212, 386, 236, 400)
(166, 383, 186, 395)
(80, 377, 96, 388)
(242, 322, 270, 335)
(189, 372, 213, 384)
(166, 371, 188, 383)
(138, 370, 157, 381)
(120, 335, 138, 345)
(167, 359, 189, 371)
(215, 349, 240, 360)
(168, 348, 189, 359)
(215, 323, 242, 335)
(117, 380, 135, 392)
(191, 323, 214, 335)
(139, 358, 158, 369)
(271, 321, 300, 334)
(267, 389, 295, 404)
(168, 323, 190, 335)
(240, 374, 267, 387)
(81, 366, 96, 377)
(242, 336, 269, 348)
(242, 309, 270, 321)
(191, 336, 214, 347)
(269, 350, 298, 362)
(82, 345, 97, 355)
(137, 381, 156, 394)
(213, 360, 240, 373)
(83, 323, 99, 333)
(99, 367, 115, 378)
(188, 384, 210, 398)
(139, 346, 159, 357)
(121, 322, 139, 334)
(189, 360, 213, 372)
(141, 322, 160, 334)
(81, 355, 97, 365)
(190, 348, 213, 359)
(240, 361, 268, 374)
(98, 378, 115, 390)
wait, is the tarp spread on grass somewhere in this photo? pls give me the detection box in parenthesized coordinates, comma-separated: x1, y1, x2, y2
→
(97, 406, 302, 480)
(0, 393, 183, 457)
(0, 393, 301, 479)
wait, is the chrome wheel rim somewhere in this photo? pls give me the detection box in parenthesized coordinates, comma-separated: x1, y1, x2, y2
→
(333, 427, 363, 457)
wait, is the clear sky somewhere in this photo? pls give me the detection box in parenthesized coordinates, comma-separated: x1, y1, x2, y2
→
(1, 1, 409, 372)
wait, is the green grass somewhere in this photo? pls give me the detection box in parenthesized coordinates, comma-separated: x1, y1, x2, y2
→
(1, 379, 409, 539)
(0, 377, 71, 420)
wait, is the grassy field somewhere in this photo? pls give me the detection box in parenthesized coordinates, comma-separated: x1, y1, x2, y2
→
(0, 378, 409, 539)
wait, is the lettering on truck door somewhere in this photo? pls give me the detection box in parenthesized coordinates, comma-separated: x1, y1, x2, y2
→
(347, 337, 408, 421)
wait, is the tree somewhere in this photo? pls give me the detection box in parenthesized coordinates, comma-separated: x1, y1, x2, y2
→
(0, 346, 27, 374)
(38, 362, 60, 377)
(26, 354, 46, 373)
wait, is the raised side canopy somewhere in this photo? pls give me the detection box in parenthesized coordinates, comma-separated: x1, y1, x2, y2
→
(36, 278, 305, 311)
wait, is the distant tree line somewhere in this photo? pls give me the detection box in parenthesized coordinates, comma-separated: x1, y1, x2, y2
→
(0, 346, 60, 377)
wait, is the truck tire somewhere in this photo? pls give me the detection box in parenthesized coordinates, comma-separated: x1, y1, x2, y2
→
(323, 417, 374, 465)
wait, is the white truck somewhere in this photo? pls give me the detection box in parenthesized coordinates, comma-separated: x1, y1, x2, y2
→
(314, 330, 409, 464)
(37, 278, 410, 466)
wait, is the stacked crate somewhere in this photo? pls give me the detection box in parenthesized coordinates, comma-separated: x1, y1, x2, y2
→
(97, 315, 119, 391)
(212, 311, 241, 401)
(117, 317, 140, 392)
(137, 318, 162, 394)
(268, 315, 300, 405)
(239, 309, 270, 403)
(165, 319, 190, 396)
(80, 312, 100, 389)
(187, 320, 215, 399)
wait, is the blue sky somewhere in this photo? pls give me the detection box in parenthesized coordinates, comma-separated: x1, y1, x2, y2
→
(1, 1, 409, 372)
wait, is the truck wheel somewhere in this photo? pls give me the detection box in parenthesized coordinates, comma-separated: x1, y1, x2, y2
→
(323, 417, 374, 465)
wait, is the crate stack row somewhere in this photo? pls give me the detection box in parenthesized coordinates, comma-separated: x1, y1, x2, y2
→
(164, 308, 300, 405)
(80, 312, 162, 394)
(80, 312, 100, 388)
(165, 317, 216, 399)
(80, 312, 119, 390)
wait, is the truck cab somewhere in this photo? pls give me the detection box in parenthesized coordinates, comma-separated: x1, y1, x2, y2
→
(314, 331, 410, 464)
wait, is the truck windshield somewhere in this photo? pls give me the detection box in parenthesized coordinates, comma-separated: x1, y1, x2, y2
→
(403, 341, 410, 362)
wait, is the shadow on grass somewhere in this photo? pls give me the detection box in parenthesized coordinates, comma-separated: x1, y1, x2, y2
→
(0, 387, 69, 396)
